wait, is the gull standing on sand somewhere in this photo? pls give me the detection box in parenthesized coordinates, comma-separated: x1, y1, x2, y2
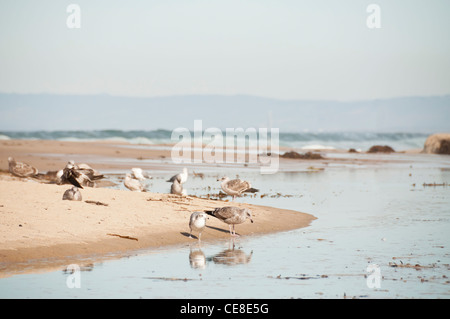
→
(124, 173, 146, 192)
(218, 176, 259, 200)
(167, 168, 188, 184)
(131, 168, 151, 181)
(189, 212, 208, 241)
(8, 157, 39, 178)
(205, 207, 254, 237)
(62, 186, 82, 201)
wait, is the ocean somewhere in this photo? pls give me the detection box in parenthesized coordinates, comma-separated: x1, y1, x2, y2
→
(0, 130, 430, 152)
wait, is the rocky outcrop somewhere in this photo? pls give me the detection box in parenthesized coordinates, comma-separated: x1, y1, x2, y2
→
(281, 151, 324, 160)
(423, 133, 450, 155)
(367, 145, 395, 153)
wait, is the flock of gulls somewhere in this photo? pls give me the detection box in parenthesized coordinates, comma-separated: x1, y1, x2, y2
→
(7, 156, 259, 241)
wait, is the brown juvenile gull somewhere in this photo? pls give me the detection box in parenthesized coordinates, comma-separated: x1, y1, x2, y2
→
(62, 186, 82, 201)
(8, 157, 38, 178)
(66, 161, 104, 182)
(124, 173, 146, 192)
(167, 167, 188, 184)
(189, 212, 208, 241)
(76, 162, 104, 181)
(61, 162, 92, 189)
(205, 206, 254, 237)
(218, 176, 259, 200)
(171, 179, 187, 196)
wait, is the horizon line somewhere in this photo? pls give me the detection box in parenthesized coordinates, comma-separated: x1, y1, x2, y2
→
(1, 91, 450, 104)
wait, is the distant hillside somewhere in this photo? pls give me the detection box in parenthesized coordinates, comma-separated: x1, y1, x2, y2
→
(0, 93, 449, 132)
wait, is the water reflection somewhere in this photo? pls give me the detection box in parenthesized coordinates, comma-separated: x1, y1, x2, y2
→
(207, 240, 253, 266)
(61, 263, 96, 274)
(188, 240, 253, 269)
(208, 248, 253, 266)
(189, 246, 206, 269)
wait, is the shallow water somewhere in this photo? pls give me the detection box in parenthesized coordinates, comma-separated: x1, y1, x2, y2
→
(1, 155, 449, 298)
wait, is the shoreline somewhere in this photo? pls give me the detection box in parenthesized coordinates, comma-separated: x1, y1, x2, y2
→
(0, 178, 316, 276)
(0, 139, 319, 276)
(0, 138, 429, 174)
(0, 139, 447, 277)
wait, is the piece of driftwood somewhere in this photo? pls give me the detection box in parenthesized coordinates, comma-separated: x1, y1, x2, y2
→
(107, 233, 139, 241)
(85, 200, 109, 206)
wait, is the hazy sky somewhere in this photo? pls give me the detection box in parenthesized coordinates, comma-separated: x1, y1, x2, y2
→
(0, 0, 449, 101)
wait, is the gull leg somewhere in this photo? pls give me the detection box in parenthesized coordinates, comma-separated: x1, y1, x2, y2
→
(231, 225, 240, 237)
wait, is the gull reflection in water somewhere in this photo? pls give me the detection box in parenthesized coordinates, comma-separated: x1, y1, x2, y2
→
(189, 245, 207, 269)
(207, 240, 253, 266)
(188, 240, 253, 269)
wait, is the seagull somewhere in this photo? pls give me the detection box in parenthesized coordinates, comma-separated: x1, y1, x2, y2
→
(189, 212, 208, 241)
(55, 169, 65, 185)
(62, 162, 92, 189)
(204, 206, 254, 237)
(62, 186, 82, 201)
(68, 161, 104, 181)
(75, 162, 104, 181)
(218, 176, 259, 200)
(124, 173, 146, 192)
(131, 168, 151, 181)
(167, 167, 188, 184)
(8, 157, 39, 178)
(171, 179, 187, 196)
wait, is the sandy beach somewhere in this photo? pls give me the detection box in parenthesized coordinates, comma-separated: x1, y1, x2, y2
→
(0, 139, 316, 275)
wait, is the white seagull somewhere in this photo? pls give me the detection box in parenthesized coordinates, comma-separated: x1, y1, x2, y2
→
(171, 179, 187, 196)
(131, 168, 151, 181)
(167, 167, 188, 184)
(189, 212, 209, 241)
(124, 173, 146, 192)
